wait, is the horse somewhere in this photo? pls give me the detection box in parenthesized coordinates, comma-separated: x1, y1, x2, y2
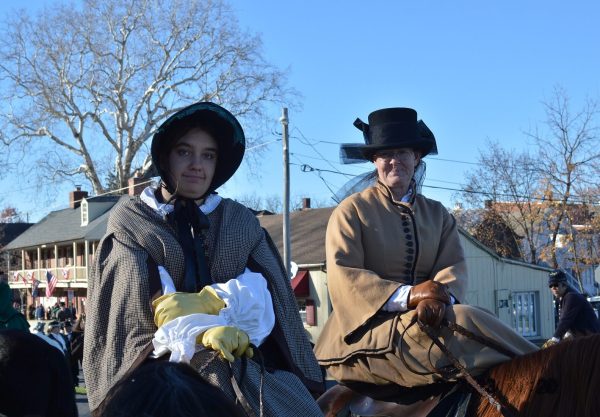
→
(318, 334, 600, 417)
(0, 329, 78, 417)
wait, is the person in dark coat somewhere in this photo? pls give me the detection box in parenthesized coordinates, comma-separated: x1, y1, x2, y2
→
(35, 304, 45, 321)
(70, 316, 85, 372)
(63, 320, 81, 387)
(0, 329, 77, 417)
(57, 302, 74, 322)
(0, 281, 30, 331)
(543, 270, 600, 348)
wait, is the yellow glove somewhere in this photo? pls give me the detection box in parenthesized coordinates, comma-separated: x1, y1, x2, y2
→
(152, 286, 226, 327)
(541, 338, 559, 349)
(200, 326, 254, 362)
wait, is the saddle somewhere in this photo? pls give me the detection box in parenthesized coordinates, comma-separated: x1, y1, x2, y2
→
(318, 381, 472, 417)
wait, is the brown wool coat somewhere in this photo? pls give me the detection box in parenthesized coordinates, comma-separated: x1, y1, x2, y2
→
(314, 183, 537, 386)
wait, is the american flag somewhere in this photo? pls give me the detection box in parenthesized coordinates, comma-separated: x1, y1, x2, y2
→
(62, 268, 70, 280)
(46, 270, 58, 297)
(13, 271, 25, 284)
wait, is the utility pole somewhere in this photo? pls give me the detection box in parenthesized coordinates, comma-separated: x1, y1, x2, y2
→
(281, 108, 291, 278)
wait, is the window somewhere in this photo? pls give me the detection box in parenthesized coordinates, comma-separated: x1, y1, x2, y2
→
(297, 299, 316, 326)
(81, 200, 89, 226)
(298, 300, 307, 324)
(512, 291, 539, 337)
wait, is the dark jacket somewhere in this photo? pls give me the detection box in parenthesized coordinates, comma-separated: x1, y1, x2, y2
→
(555, 289, 600, 339)
(0, 282, 29, 331)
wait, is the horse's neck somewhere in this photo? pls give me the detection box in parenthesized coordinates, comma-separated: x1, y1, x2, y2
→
(474, 336, 600, 417)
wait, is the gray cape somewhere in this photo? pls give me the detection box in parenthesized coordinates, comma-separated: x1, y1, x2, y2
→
(83, 196, 323, 415)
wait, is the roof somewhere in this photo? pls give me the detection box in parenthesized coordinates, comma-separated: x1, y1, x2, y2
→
(458, 225, 553, 272)
(0, 223, 34, 246)
(259, 207, 334, 266)
(2, 196, 123, 250)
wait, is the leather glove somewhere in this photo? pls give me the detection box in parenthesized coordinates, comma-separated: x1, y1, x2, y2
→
(416, 299, 446, 328)
(200, 326, 254, 362)
(541, 338, 559, 349)
(408, 281, 451, 309)
(153, 286, 226, 327)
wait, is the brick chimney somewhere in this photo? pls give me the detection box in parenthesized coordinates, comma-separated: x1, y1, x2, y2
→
(69, 186, 88, 209)
(302, 197, 311, 210)
(128, 171, 146, 196)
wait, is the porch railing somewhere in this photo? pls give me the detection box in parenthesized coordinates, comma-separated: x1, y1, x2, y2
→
(7, 266, 89, 288)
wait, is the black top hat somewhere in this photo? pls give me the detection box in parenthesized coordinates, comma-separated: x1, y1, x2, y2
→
(548, 270, 568, 287)
(340, 107, 438, 163)
(151, 102, 245, 197)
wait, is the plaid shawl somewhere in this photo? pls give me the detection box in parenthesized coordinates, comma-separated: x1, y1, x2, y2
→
(83, 196, 323, 415)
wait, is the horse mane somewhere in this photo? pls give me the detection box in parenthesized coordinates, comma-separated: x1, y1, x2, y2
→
(472, 335, 600, 417)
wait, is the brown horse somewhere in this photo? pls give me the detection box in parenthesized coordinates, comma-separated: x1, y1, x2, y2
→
(318, 334, 600, 417)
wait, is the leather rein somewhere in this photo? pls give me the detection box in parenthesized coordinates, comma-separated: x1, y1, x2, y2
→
(400, 316, 519, 417)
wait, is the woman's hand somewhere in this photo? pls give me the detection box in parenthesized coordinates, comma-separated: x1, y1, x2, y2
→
(416, 299, 446, 327)
(152, 286, 226, 327)
(200, 326, 254, 362)
(408, 281, 450, 309)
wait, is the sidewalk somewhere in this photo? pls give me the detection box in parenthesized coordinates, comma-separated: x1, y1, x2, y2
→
(75, 369, 91, 417)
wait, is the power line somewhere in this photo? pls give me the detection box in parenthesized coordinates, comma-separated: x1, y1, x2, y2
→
(289, 132, 485, 166)
(296, 162, 600, 205)
(289, 132, 550, 173)
(23, 178, 158, 217)
(246, 138, 281, 151)
(293, 127, 343, 174)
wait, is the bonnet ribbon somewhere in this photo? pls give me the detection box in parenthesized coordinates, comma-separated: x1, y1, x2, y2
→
(168, 198, 212, 292)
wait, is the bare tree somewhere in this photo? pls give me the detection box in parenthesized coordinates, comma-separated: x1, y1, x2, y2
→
(459, 87, 600, 279)
(0, 0, 295, 196)
(460, 142, 546, 263)
(529, 86, 600, 268)
(0, 206, 23, 223)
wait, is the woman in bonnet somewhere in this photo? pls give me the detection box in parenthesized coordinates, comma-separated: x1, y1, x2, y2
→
(84, 102, 323, 417)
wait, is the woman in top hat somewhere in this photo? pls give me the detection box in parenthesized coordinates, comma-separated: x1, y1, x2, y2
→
(314, 107, 538, 389)
(83, 102, 323, 417)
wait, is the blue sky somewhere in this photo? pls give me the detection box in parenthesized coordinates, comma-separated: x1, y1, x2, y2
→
(1, 0, 599, 220)
(224, 0, 600, 209)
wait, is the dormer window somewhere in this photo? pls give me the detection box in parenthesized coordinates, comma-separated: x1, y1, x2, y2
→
(81, 199, 89, 227)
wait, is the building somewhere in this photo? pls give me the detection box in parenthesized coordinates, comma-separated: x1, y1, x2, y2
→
(2, 179, 145, 313)
(259, 204, 555, 345)
(0, 222, 33, 276)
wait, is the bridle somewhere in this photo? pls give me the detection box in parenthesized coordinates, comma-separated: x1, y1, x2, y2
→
(400, 316, 519, 417)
